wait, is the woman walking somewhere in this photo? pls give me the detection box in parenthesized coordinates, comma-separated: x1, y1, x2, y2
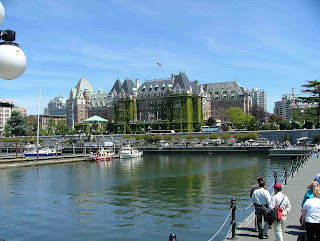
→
(301, 187, 320, 240)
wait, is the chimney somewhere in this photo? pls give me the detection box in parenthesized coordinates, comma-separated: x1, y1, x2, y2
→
(135, 79, 140, 89)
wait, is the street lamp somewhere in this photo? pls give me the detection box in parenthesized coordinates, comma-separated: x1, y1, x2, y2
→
(0, 1, 27, 80)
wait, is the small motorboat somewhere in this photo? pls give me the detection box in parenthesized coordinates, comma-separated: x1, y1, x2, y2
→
(24, 144, 56, 157)
(119, 145, 143, 158)
(94, 147, 114, 161)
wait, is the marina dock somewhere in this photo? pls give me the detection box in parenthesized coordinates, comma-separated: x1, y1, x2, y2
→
(235, 154, 319, 240)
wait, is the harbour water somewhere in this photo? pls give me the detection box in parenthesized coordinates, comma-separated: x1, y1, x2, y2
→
(0, 153, 291, 241)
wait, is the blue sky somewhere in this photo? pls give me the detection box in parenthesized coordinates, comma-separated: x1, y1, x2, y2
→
(1, 0, 319, 114)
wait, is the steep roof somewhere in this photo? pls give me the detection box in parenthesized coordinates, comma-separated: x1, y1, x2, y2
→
(173, 72, 191, 89)
(200, 81, 243, 94)
(137, 78, 172, 91)
(120, 78, 135, 94)
(109, 79, 122, 94)
(71, 77, 95, 99)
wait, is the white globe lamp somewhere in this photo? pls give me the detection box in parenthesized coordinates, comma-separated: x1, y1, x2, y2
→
(0, 2, 5, 26)
(0, 43, 26, 80)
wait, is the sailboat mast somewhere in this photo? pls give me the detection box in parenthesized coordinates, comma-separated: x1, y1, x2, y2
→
(36, 89, 41, 147)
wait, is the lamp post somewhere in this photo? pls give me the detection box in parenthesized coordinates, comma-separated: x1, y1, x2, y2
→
(0, 1, 27, 80)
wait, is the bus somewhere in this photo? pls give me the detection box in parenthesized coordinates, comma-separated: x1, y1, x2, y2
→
(149, 130, 175, 134)
(200, 126, 221, 132)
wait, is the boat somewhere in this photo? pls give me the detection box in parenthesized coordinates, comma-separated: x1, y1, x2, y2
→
(24, 144, 56, 157)
(119, 145, 143, 158)
(94, 147, 114, 161)
(24, 89, 57, 158)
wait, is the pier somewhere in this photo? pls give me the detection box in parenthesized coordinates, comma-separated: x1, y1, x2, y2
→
(235, 153, 318, 240)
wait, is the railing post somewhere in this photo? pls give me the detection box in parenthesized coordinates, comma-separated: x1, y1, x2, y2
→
(284, 165, 287, 185)
(230, 198, 236, 239)
(274, 171, 277, 184)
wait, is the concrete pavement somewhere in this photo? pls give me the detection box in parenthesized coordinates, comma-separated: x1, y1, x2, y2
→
(234, 154, 319, 240)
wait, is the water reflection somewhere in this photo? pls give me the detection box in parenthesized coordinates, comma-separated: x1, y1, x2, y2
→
(0, 153, 291, 241)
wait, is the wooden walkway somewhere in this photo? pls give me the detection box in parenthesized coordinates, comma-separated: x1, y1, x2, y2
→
(234, 154, 319, 240)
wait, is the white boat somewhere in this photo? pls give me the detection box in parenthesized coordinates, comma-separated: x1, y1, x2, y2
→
(24, 90, 57, 158)
(94, 147, 114, 161)
(24, 144, 56, 157)
(119, 145, 143, 158)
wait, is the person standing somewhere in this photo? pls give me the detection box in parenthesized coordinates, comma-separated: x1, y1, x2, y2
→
(269, 184, 291, 241)
(252, 180, 271, 239)
(313, 145, 318, 158)
(301, 187, 320, 240)
(250, 177, 266, 231)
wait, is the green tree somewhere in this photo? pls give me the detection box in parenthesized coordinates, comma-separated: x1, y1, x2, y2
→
(197, 134, 206, 140)
(25, 115, 38, 136)
(4, 111, 28, 136)
(299, 80, 320, 127)
(290, 121, 301, 130)
(143, 134, 153, 143)
(153, 134, 162, 143)
(174, 135, 183, 142)
(234, 133, 246, 141)
(246, 132, 258, 140)
(220, 133, 231, 141)
(261, 123, 271, 130)
(163, 134, 172, 140)
(134, 134, 143, 141)
(313, 134, 320, 144)
(123, 135, 133, 139)
(279, 120, 290, 130)
(208, 133, 219, 139)
(185, 134, 195, 140)
(56, 120, 71, 135)
(225, 108, 253, 129)
(248, 117, 259, 131)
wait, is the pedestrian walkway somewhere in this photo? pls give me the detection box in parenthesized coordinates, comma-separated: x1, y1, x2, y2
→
(235, 155, 319, 240)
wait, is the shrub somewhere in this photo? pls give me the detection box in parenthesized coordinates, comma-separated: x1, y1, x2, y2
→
(246, 132, 258, 140)
(197, 134, 206, 139)
(185, 134, 195, 140)
(209, 133, 219, 139)
(220, 133, 231, 140)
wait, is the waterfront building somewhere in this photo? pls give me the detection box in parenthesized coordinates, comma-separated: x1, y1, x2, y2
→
(0, 98, 14, 134)
(88, 88, 115, 122)
(45, 97, 67, 116)
(251, 88, 267, 112)
(13, 106, 26, 116)
(113, 72, 204, 132)
(29, 114, 67, 130)
(274, 94, 293, 121)
(200, 81, 252, 124)
(66, 77, 95, 128)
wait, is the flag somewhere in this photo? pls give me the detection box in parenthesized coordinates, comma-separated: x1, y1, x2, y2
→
(157, 62, 161, 66)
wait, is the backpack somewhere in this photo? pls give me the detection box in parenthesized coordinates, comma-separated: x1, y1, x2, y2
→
(266, 195, 285, 226)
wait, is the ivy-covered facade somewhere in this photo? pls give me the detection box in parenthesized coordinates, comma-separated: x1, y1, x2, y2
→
(113, 72, 205, 133)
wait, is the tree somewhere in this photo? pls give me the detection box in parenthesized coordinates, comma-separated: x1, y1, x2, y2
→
(185, 134, 195, 140)
(261, 123, 271, 130)
(268, 114, 283, 124)
(197, 134, 206, 140)
(163, 134, 172, 140)
(247, 117, 259, 131)
(279, 120, 290, 130)
(4, 111, 28, 136)
(134, 134, 143, 141)
(246, 132, 258, 140)
(143, 134, 153, 143)
(299, 80, 320, 127)
(153, 134, 163, 142)
(206, 117, 216, 126)
(314, 134, 320, 144)
(220, 133, 231, 141)
(284, 134, 290, 142)
(56, 120, 70, 135)
(225, 108, 253, 129)
(209, 133, 219, 139)
(174, 135, 183, 142)
(234, 133, 246, 141)
(25, 115, 38, 136)
(251, 105, 267, 124)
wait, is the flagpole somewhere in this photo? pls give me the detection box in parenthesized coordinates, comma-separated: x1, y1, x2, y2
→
(157, 67, 158, 81)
